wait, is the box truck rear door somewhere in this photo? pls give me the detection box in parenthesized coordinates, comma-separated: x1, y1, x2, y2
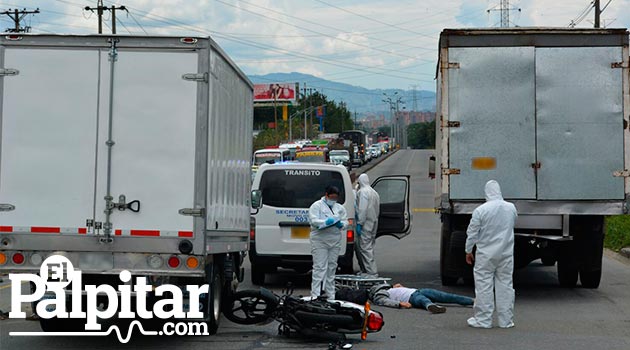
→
(0, 47, 100, 232)
(535, 47, 624, 200)
(447, 47, 537, 200)
(94, 49, 199, 238)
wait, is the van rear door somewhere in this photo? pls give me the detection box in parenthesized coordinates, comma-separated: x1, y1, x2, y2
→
(254, 168, 349, 256)
(373, 175, 411, 239)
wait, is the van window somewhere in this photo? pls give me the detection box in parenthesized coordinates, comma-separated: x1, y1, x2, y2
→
(259, 169, 346, 208)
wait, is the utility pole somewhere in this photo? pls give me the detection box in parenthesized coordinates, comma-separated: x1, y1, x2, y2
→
(487, 0, 521, 28)
(308, 88, 314, 139)
(84, 1, 126, 34)
(2, 8, 39, 33)
(594, 0, 601, 28)
(303, 82, 307, 140)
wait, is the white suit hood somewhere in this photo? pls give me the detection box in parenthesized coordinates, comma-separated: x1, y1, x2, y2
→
(485, 180, 503, 202)
(358, 174, 370, 188)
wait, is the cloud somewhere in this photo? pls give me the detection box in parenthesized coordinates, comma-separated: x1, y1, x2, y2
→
(15, 0, 630, 90)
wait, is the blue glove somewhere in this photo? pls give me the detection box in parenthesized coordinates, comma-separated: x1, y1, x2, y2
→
(356, 224, 363, 236)
(325, 217, 335, 226)
(335, 221, 344, 229)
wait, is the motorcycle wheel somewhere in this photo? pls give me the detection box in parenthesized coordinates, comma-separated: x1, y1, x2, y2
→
(223, 290, 278, 325)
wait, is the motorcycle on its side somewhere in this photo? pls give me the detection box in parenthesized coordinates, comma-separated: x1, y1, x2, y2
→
(223, 286, 385, 341)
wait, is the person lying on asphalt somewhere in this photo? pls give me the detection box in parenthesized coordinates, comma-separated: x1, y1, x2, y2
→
(369, 283, 474, 313)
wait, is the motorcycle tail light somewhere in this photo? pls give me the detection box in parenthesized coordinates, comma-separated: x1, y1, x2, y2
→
(346, 230, 354, 243)
(367, 311, 384, 331)
(361, 302, 371, 340)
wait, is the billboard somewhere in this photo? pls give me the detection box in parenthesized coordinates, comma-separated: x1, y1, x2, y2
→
(254, 83, 297, 103)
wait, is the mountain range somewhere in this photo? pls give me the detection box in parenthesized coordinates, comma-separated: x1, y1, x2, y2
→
(248, 72, 436, 116)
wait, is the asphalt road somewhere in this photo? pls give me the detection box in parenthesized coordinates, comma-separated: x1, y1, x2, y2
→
(2, 150, 630, 349)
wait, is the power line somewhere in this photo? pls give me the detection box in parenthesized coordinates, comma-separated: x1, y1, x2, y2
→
(212, 0, 420, 60)
(93, 3, 433, 82)
(569, 1, 595, 27)
(312, 0, 436, 40)
(219, 0, 433, 52)
(126, 10, 148, 35)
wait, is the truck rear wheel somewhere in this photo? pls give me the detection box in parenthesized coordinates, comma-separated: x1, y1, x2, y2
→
(440, 216, 460, 286)
(574, 216, 604, 289)
(557, 258, 578, 287)
(204, 262, 223, 335)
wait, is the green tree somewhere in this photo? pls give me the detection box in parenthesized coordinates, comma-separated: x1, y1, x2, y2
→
(407, 121, 436, 149)
(253, 90, 353, 142)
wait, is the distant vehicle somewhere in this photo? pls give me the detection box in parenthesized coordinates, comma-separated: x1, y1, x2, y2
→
(250, 162, 412, 284)
(279, 143, 302, 160)
(369, 145, 381, 158)
(434, 28, 630, 289)
(330, 149, 352, 171)
(295, 146, 329, 163)
(352, 145, 361, 167)
(253, 148, 292, 166)
(339, 130, 368, 165)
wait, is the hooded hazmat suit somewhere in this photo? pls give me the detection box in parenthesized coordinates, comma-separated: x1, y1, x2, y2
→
(355, 174, 380, 277)
(465, 180, 517, 328)
(308, 197, 348, 298)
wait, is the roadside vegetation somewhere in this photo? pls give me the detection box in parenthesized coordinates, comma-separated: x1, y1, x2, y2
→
(605, 216, 630, 251)
(407, 121, 436, 149)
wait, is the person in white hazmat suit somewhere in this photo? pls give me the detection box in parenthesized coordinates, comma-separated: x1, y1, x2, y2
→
(355, 174, 380, 278)
(308, 185, 348, 299)
(465, 180, 517, 329)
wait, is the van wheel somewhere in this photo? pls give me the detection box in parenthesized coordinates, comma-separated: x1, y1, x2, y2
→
(251, 264, 266, 285)
(541, 257, 556, 266)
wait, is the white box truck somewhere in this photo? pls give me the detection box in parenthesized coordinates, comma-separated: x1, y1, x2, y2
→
(433, 28, 630, 288)
(0, 34, 254, 333)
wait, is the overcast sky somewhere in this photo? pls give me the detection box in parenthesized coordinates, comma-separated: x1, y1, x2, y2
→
(2, 0, 629, 90)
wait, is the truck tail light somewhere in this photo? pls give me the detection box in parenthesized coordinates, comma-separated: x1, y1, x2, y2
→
(250, 228, 255, 241)
(148, 255, 163, 269)
(167, 256, 180, 268)
(186, 257, 199, 269)
(30, 253, 43, 265)
(180, 37, 198, 44)
(0, 252, 6, 265)
(12, 252, 25, 265)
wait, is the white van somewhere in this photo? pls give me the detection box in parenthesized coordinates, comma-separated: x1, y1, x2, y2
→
(250, 162, 412, 285)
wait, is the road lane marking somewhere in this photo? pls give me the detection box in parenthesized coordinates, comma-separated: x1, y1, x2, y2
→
(412, 208, 438, 213)
(406, 150, 417, 172)
(0, 280, 27, 291)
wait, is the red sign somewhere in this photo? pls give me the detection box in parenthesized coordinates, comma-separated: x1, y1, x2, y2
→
(254, 83, 297, 102)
